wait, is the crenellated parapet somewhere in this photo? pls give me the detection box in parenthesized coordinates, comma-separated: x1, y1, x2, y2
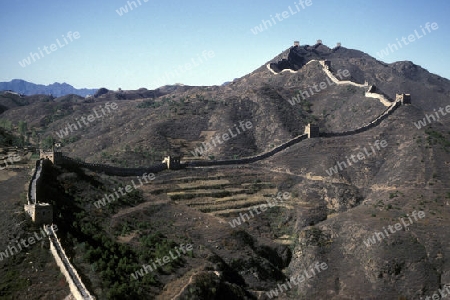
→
(25, 159, 93, 298)
(47, 225, 96, 299)
(60, 155, 168, 175)
(24, 159, 54, 225)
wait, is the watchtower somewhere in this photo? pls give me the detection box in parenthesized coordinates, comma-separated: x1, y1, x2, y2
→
(39, 143, 62, 164)
(24, 203, 53, 225)
(304, 123, 320, 138)
(332, 42, 342, 52)
(294, 40, 300, 47)
(162, 156, 181, 170)
(320, 60, 331, 70)
(316, 39, 322, 45)
(396, 93, 411, 105)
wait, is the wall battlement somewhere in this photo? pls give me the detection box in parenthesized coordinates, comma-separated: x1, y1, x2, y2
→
(25, 159, 54, 225)
(321, 101, 401, 137)
(25, 159, 93, 298)
(187, 134, 308, 167)
(47, 225, 95, 300)
(59, 155, 168, 175)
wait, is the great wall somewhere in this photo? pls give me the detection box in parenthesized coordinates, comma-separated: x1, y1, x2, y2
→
(23, 42, 412, 299)
(25, 159, 95, 300)
(188, 56, 409, 166)
(59, 155, 167, 176)
(47, 224, 95, 300)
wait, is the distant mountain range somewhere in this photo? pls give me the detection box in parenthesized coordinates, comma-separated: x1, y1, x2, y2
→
(0, 79, 98, 97)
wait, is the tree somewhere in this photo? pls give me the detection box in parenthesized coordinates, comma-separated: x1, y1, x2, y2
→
(0, 119, 12, 130)
(31, 129, 37, 144)
(18, 121, 27, 136)
(41, 136, 54, 149)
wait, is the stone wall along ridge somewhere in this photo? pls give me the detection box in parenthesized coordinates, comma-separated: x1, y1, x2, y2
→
(47, 225, 95, 300)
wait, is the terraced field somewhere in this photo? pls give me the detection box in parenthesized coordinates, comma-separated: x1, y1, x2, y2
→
(141, 167, 291, 219)
(135, 166, 300, 247)
(136, 166, 298, 224)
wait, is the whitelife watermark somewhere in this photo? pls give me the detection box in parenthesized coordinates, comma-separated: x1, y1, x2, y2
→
(251, 0, 313, 35)
(55, 102, 118, 139)
(265, 261, 328, 298)
(130, 243, 193, 280)
(421, 286, 450, 300)
(363, 210, 425, 247)
(116, 0, 149, 16)
(414, 104, 450, 129)
(93, 172, 155, 209)
(376, 22, 439, 59)
(1, 153, 21, 170)
(326, 140, 388, 176)
(152, 50, 215, 88)
(229, 192, 291, 228)
(18, 31, 80, 68)
(0, 225, 57, 262)
(287, 69, 350, 106)
(190, 120, 253, 158)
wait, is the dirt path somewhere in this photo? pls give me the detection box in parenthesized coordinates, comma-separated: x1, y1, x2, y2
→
(170, 273, 196, 300)
(111, 199, 170, 220)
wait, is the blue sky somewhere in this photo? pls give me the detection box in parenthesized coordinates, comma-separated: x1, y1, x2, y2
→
(1, 0, 448, 90)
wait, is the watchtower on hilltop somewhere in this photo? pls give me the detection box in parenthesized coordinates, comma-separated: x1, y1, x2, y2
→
(294, 40, 300, 47)
(332, 42, 342, 52)
(396, 93, 411, 105)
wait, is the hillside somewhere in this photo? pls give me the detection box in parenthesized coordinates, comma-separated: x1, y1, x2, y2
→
(1, 42, 450, 299)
